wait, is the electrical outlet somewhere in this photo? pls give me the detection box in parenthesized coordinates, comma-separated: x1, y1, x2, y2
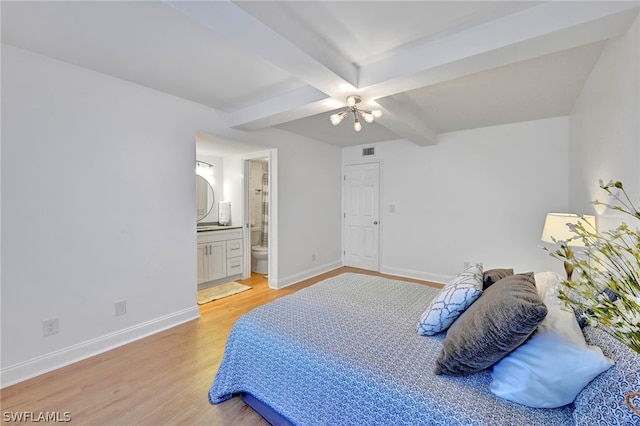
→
(43, 318, 59, 336)
(115, 300, 127, 316)
(312, 253, 316, 262)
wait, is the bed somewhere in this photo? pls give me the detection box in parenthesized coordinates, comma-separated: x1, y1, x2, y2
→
(208, 272, 639, 425)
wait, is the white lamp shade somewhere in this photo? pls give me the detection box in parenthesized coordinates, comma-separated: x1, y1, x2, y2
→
(541, 213, 596, 247)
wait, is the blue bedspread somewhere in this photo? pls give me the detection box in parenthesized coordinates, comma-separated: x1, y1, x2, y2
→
(209, 273, 575, 425)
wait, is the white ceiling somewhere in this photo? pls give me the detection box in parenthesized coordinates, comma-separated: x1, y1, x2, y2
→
(2, 1, 638, 147)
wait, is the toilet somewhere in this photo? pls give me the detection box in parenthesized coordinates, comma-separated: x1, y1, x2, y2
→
(251, 228, 268, 274)
(251, 245, 268, 274)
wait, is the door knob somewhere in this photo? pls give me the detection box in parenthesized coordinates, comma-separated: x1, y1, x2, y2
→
(373, 221, 378, 225)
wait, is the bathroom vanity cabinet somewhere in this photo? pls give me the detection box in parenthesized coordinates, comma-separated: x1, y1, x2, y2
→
(197, 227, 244, 285)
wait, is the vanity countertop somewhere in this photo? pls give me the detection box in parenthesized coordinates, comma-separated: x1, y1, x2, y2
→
(197, 225, 242, 232)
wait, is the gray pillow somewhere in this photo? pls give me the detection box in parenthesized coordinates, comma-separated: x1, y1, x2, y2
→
(483, 268, 514, 289)
(434, 272, 548, 375)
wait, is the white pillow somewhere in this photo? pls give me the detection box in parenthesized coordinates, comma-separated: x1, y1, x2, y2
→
(490, 274, 613, 408)
(533, 271, 563, 299)
(416, 263, 483, 336)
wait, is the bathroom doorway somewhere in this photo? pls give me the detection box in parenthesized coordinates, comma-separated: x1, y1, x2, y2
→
(243, 150, 277, 287)
(248, 157, 269, 275)
(195, 131, 278, 289)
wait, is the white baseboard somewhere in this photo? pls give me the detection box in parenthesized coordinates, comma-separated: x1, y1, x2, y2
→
(380, 265, 451, 285)
(0, 306, 200, 389)
(271, 260, 343, 289)
(272, 261, 451, 289)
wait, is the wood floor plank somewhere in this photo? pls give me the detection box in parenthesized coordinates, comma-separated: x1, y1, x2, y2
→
(1, 267, 439, 425)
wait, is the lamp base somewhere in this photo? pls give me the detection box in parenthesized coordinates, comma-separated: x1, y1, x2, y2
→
(564, 260, 574, 281)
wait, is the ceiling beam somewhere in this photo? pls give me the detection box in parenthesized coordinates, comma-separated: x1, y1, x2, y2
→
(374, 95, 438, 146)
(165, 0, 357, 96)
(360, 1, 639, 92)
(227, 86, 331, 130)
(233, 1, 359, 89)
(165, 0, 362, 130)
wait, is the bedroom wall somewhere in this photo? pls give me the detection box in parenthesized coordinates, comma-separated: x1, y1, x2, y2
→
(343, 117, 569, 283)
(1, 45, 342, 386)
(273, 130, 344, 285)
(569, 17, 639, 230)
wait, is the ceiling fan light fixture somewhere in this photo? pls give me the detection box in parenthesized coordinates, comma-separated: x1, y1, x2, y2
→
(330, 95, 382, 132)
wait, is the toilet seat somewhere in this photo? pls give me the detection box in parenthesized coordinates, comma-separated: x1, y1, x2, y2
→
(252, 245, 268, 252)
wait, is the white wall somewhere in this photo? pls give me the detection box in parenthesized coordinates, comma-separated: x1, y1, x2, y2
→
(569, 17, 639, 228)
(1, 45, 343, 386)
(343, 117, 570, 283)
(271, 131, 344, 285)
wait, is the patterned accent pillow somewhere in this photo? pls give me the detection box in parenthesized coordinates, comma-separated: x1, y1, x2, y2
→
(434, 272, 548, 375)
(416, 263, 483, 336)
(573, 326, 640, 425)
(482, 268, 513, 289)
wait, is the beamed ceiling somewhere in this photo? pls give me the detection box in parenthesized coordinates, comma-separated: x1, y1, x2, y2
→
(2, 1, 639, 147)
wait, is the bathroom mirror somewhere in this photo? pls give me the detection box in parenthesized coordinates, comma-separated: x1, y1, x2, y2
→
(196, 174, 214, 222)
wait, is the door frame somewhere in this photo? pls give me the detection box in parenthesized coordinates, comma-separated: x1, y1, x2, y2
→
(342, 159, 382, 272)
(242, 149, 278, 288)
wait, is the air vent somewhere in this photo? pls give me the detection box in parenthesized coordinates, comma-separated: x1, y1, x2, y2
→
(362, 147, 375, 157)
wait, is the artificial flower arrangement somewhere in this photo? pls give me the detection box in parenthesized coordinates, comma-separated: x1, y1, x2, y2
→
(545, 179, 639, 414)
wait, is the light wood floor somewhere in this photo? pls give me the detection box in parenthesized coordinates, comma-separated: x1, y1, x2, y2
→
(0, 267, 439, 425)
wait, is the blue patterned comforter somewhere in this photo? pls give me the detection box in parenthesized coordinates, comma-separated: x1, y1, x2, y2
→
(209, 273, 575, 425)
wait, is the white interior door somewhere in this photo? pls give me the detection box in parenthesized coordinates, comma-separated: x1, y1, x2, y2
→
(344, 163, 380, 271)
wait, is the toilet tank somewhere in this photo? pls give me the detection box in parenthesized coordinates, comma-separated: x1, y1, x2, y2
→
(251, 228, 261, 246)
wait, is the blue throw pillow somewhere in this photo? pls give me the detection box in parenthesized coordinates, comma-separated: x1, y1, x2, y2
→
(490, 288, 613, 408)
